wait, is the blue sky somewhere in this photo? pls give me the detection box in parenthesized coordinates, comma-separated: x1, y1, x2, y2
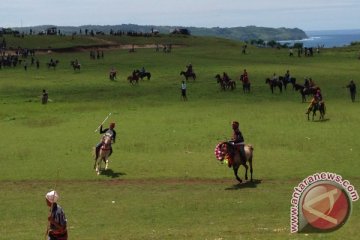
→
(1, 0, 359, 31)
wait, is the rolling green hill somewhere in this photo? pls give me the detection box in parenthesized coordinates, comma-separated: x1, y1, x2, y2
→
(11, 24, 307, 41)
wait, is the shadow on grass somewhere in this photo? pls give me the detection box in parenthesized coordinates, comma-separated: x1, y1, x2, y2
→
(225, 179, 262, 190)
(312, 118, 330, 122)
(101, 169, 126, 178)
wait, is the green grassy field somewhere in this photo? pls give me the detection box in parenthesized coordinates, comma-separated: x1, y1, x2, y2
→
(0, 35, 359, 239)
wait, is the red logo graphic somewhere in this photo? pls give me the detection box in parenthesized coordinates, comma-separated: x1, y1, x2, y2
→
(301, 183, 351, 231)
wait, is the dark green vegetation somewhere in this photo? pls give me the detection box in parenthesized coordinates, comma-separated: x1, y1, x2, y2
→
(0, 35, 359, 239)
(12, 23, 307, 41)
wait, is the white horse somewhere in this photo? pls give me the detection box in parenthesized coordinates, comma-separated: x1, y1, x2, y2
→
(215, 141, 254, 183)
(94, 133, 112, 175)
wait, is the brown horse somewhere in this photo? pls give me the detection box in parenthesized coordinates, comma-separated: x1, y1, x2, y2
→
(180, 71, 196, 81)
(294, 84, 318, 102)
(215, 142, 254, 183)
(94, 134, 112, 175)
(127, 74, 139, 85)
(265, 78, 282, 93)
(135, 70, 151, 80)
(307, 102, 326, 121)
(279, 76, 296, 90)
(215, 74, 236, 90)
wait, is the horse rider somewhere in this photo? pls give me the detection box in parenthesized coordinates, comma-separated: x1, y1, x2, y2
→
(223, 72, 230, 83)
(186, 63, 193, 74)
(272, 73, 278, 82)
(132, 70, 137, 79)
(284, 70, 291, 82)
(306, 88, 322, 114)
(309, 78, 315, 87)
(242, 69, 249, 83)
(95, 122, 116, 160)
(229, 121, 246, 164)
(45, 190, 68, 240)
(140, 66, 146, 74)
(304, 78, 310, 88)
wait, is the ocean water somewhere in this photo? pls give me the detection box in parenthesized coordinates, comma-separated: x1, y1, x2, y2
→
(278, 29, 360, 48)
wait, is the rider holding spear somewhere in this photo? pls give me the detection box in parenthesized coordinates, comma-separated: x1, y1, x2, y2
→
(94, 114, 117, 161)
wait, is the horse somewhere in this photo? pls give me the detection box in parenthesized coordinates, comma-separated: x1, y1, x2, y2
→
(265, 78, 283, 93)
(240, 74, 251, 93)
(215, 74, 236, 90)
(214, 141, 254, 183)
(47, 60, 59, 70)
(180, 71, 196, 81)
(279, 76, 296, 90)
(94, 134, 112, 175)
(215, 74, 226, 90)
(135, 70, 151, 80)
(70, 61, 81, 71)
(307, 102, 326, 121)
(109, 71, 117, 80)
(294, 84, 318, 102)
(127, 74, 139, 85)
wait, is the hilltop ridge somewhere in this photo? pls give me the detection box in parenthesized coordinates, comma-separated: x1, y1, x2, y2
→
(12, 24, 307, 41)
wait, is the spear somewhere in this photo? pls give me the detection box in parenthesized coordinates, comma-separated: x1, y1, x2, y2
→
(94, 113, 112, 133)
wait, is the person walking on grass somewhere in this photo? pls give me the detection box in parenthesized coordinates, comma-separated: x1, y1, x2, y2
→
(181, 80, 187, 101)
(42, 89, 49, 104)
(346, 80, 356, 102)
(45, 190, 68, 240)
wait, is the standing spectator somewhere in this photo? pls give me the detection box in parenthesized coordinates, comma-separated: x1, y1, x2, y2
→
(45, 190, 68, 240)
(23, 60, 28, 71)
(181, 80, 187, 101)
(346, 80, 356, 102)
(36, 59, 40, 69)
(42, 89, 49, 104)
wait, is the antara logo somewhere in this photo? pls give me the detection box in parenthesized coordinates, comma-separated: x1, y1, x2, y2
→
(290, 172, 358, 233)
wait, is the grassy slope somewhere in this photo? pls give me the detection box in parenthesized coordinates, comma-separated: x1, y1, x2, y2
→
(0, 35, 359, 239)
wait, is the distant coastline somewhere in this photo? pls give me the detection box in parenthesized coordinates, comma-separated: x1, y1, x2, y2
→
(278, 29, 360, 48)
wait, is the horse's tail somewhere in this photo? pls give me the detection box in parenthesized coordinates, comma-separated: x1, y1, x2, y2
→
(246, 144, 254, 151)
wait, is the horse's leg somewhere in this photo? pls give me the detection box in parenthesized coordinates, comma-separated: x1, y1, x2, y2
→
(249, 157, 253, 182)
(243, 163, 249, 180)
(105, 154, 109, 170)
(95, 158, 100, 175)
(233, 166, 242, 183)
